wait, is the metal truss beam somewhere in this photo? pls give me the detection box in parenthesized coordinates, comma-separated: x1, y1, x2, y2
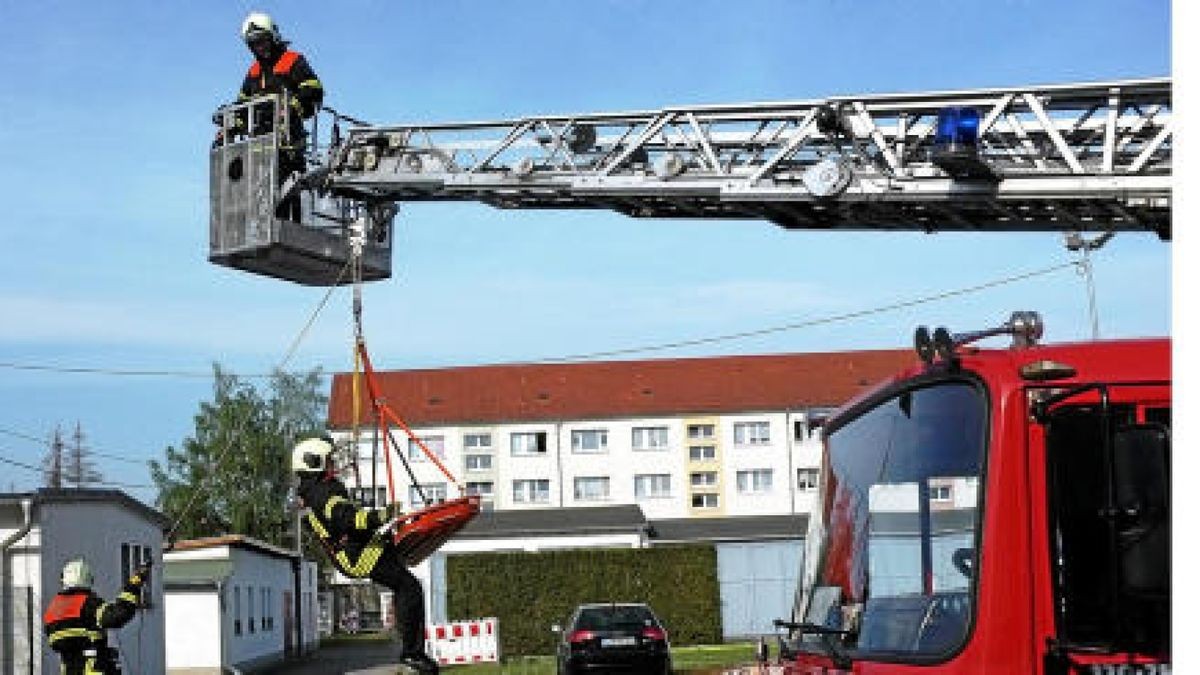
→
(324, 78, 1171, 235)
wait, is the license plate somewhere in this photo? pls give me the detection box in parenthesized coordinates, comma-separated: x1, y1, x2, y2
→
(601, 637, 636, 647)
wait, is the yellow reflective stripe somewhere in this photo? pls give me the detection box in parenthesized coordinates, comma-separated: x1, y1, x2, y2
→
(335, 535, 386, 577)
(298, 79, 322, 89)
(307, 512, 331, 539)
(324, 496, 348, 520)
(49, 626, 103, 643)
(119, 591, 139, 604)
(354, 510, 370, 530)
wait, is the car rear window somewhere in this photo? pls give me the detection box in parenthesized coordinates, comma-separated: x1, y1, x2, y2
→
(576, 606, 656, 631)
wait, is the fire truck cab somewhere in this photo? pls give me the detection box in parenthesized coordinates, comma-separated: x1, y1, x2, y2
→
(782, 313, 1170, 674)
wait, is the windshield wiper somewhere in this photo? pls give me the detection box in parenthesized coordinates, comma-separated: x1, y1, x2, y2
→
(773, 619, 852, 668)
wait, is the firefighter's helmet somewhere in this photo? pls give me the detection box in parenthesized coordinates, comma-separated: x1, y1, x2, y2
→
(241, 11, 282, 45)
(292, 437, 334, 474)
(61, 558, 93, 589)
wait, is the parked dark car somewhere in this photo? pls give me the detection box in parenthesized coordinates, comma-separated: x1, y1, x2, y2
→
(554, 602, 671, 674)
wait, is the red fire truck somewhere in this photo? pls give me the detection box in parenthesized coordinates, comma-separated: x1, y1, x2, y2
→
(768, 312, 1170, 674)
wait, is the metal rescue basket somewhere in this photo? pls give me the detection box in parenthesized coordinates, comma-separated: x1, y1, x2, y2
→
(209, 94, 393, 285)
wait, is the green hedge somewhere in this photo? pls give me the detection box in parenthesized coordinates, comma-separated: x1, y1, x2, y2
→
(446, 545, 722, 657)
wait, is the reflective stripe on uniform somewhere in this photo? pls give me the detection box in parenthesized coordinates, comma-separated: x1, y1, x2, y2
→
(48, 626, 103, 644)
(354, 510, 370, 530)
(298, 78, 322, 89)
(118, 591, 139, 604)
(324, 495, 348, 520)
(333, 535, 385, 577)
(307, 511, 385, 578)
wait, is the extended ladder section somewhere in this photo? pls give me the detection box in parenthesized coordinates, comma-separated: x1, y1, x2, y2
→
(326, 78, 1171, 236)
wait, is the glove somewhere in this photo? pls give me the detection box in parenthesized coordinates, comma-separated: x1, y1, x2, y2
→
(129, 562, 153, 588)
(375, 515, 403, 537)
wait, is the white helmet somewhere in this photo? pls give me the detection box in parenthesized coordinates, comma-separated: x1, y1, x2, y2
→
(241, 11, 282, 44)
(61, 558, 93, 589)
(292, 437, 335, 474)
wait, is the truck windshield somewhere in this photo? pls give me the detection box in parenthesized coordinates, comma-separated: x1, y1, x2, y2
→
(799, 380, 986, 660)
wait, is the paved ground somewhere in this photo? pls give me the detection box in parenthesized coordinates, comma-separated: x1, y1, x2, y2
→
(260, 640, 404, 675)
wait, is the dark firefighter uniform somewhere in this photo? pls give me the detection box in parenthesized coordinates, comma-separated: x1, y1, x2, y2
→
(42, 570, 148, 674)
(298, 474, 431, 666)
(237, 47, 324, 221)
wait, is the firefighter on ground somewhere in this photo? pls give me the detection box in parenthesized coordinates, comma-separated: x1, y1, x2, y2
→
(293, 436, 439, 674)
(230, 12, 324, 221)
(42, 558, 151, 675)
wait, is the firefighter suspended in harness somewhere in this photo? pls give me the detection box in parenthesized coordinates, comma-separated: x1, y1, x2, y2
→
(231, 12, 324, 222)
(42, 558, 151, 675)
(292, 437, 441, 674)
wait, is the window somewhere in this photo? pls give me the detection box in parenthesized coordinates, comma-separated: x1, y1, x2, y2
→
(574, 476, 611, 501)
(571, 429, 609, 453)
(234, 585, 242, 636)
(465, 454, 493, 471)
(930, 484, 953, 502)
(797, 468, 820, 491)
(634, 474, 672, 499)
(349, 487, 388, 507)
(409, 482, 447, 508)
(465, 481, 494, 499)
(692, 493, 719, 508)
(806, 382, 986, 657)
(632, 426, 668, 451)
(262, 588, 269, 631)
(407, 435, 446, 462)
(737, 469, 774, 494)
(690, 471, 717, 487)
(689, 445, 716, 461)
(513, 479, 551, 504)
(463, 433, 493, 450)
(687, 424, 715, 440)
(248, 586, 255, 634)
(807, 415, 828, 439)
(734, 421, 771, 445)
(511, 432, 548, 456)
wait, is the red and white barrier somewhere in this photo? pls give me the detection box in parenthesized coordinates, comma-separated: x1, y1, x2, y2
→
(424, 617, 500, 665)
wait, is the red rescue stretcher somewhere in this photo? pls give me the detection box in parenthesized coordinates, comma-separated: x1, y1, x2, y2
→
(391, 495, 482, 566)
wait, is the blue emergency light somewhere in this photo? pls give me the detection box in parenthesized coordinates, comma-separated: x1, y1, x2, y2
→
(931, 106, 996, 180)
(934, 107, 981, 152)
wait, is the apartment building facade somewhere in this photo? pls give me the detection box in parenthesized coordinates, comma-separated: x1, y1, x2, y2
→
(327, 349, 913, 520)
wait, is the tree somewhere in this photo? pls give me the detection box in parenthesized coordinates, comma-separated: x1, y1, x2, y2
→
(64, 421, 104, 488)
(150, 364, 327, 548)
(41, 425, 64, 488)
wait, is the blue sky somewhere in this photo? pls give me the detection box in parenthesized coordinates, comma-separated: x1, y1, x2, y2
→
(0, 1, 1173, 503)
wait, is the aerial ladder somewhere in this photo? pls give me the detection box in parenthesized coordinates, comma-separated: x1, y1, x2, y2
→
(210, 77, 1170, 286)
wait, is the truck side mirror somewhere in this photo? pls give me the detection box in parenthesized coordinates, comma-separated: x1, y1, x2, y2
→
(1111, 424, 1170, 598)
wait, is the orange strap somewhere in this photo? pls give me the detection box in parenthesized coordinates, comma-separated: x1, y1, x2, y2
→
(357, 342, 464, 494)
(43, 593, 87, 625)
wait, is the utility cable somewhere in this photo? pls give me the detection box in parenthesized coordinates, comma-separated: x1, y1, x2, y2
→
(0, 259, 1081, 377)
(0, 425, 146, 465)
(0, 447, 155, 489)
(276, 257, 354, 370)
(530, 260, 1079, 363)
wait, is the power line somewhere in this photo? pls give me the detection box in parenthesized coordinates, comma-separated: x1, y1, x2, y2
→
(0, 447, 155, 490)
(0, 260, 1080, 377)
(0, 425, 147, 466)
(530, 261, 1080, 363)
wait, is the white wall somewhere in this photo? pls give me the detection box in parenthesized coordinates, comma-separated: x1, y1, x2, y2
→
(165, 545, 318, 672)
(163, 591, 221, 669)
(3, 519, 43, 675)
(222, 548, 292, 668)
(337, 407, 832, 522)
